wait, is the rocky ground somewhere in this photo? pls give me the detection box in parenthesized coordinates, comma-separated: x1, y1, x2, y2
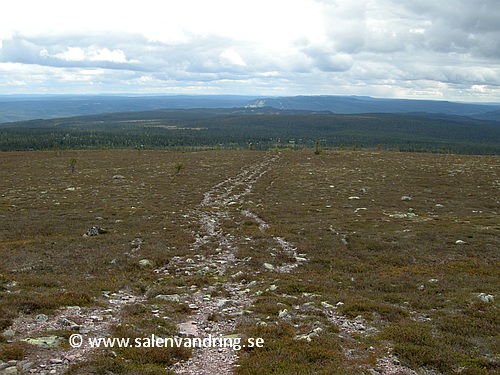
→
(1, 152, 421, 375)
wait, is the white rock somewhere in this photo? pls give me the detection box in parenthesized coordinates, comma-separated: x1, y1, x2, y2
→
(138, 259, 151, 267)
(477, 293, 494, 303)
(278, 309, 289, 318)
(321, 301, 334, 309)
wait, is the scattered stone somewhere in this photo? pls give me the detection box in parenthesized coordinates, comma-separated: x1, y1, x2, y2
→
(188, 304, 199, 310)
(216, 299, 228, 308)
(321, 301, 335, 309)
(58, 318, 80, 330)
(22, 336, 61, 348)
(455, 240, 466, 244)
(295, 327, 323, 342)
(131, 238, 143, 248)
(1, 366, 18, 374)
(401, 195, 413, 201)
(2, 329, 16, 340)
(263, 263, 274, 270)
(18, 361, 33, 371)
(155, 294, 181, 302)
(389, 212, 418, 219)
(84, 226, 107, 237)
(231, 271, 244, 279)
(178, 321, 198, 337)
(278, 309, 290, 319)
(112, 175, 125, 179)
(355, 315, 365, 323)
(477, 293, 494, 303)
(138, 259, 152, 267)
(35, 314, 48, 322)
(348, 196, 360, 200)
(302, 302, 315, 310)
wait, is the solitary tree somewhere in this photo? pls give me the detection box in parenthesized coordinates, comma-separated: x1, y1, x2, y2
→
(173, 162, 185, 175)
(314, 140, 323, 155)
(69, 158, 77, 175)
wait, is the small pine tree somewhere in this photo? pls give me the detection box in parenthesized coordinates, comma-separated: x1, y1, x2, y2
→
(69, 158, 77, 175)
(314, 140, 323, 155)
(173, 162, 185, 175)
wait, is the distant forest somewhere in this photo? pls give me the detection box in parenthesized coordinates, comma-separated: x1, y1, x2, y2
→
(1, 108, 499, 154)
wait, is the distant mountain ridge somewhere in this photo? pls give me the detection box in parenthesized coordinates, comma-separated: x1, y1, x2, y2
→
(0, 95, 255, 123)
(0, 94, 499, 123)
(245, 96, 500, 118)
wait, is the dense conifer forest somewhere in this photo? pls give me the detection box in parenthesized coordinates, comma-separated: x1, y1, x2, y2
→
(1, 108, 499, 154)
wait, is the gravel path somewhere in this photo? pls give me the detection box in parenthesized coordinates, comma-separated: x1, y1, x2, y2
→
(172, 153, 283, 374)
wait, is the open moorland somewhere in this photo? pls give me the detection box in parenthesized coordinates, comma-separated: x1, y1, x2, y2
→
(0, 149, 499, 374)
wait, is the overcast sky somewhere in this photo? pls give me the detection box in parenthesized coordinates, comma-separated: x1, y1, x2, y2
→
(1, 0, 499, 101)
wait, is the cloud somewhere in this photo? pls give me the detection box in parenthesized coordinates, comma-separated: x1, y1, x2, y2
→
(0, 0, 499, 100)
(0, 33, 140, 70)
(300, 44, 353, 72)
(219, 49, 246, 67)
(43, 47, 131, 63)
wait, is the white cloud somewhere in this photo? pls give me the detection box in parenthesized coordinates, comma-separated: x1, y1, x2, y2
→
(41, 47, 132, 63)
(219, 49, 246, 67)
(0, 0, 499, 101)
(52, 47, 86, 61)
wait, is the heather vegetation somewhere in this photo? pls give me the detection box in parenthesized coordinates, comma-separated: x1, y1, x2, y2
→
(0, 149, 498, 374)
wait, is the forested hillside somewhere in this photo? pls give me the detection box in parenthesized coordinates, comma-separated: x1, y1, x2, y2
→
(1, 108, 499, 154)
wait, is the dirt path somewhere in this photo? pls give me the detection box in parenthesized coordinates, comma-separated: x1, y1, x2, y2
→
(171, 153, 286, 374)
